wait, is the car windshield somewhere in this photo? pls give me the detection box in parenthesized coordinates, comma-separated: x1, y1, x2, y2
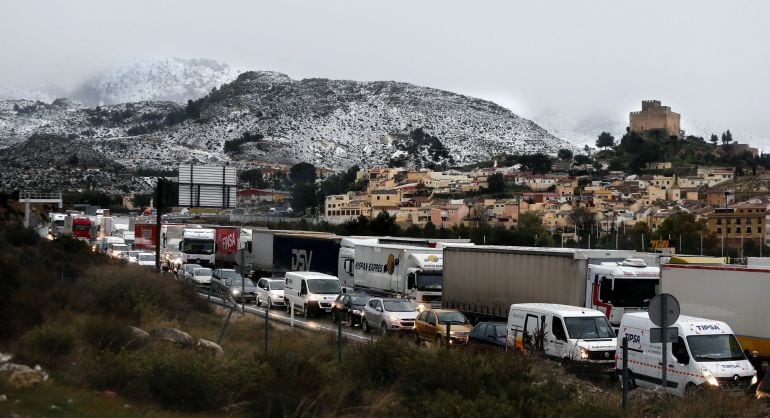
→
(194, 269, 212, 277)
(307, 279, 341, 294)
(182, 239, 214, 254)
(112, 245, 129, 251)
(383, 300, 415, 312)
(564, 316, 615, 339)
(351, 295, 370, 305)
(416, 273, 442, 291)
(185, 265, 199, 273)
(268, 280, 284, 290)
(218, 270, 241, 280)
(437, 311, 468, 324)
(138, 254, 155, 261)
(686, 334, 745, 362)
(230, 278, 255, 287)
(612, 278, 659, 307)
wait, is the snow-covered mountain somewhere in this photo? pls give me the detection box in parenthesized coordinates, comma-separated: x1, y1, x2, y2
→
(70, 58, 240, 106)
(0, 69, 577, 192)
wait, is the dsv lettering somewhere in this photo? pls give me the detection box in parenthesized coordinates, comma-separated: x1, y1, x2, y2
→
(292, 249, 313, 271)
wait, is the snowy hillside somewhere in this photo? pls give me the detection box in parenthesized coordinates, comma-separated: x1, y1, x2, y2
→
(0, 69, 577, 192)
(70, 58, 240, 106)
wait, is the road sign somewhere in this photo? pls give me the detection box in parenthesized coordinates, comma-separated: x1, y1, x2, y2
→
(649, 293, 680, 328)
(650, 327, 678, 343)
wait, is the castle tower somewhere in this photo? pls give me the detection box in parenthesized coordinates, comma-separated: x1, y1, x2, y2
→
(629, 100, 681, 138)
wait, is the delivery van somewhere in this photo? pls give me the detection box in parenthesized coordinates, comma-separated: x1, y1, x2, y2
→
(506, 303, 617, 364)
(616, 312, 757, 396)
(284, 271, 341, 318)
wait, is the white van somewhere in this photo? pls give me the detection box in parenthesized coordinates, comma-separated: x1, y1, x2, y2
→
(506, 303, 617, 364)
(616, 313, 757, 396)
(284, 272, 341, 318)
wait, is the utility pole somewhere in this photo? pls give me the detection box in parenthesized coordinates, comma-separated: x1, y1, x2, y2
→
(155, 178, 163, 273)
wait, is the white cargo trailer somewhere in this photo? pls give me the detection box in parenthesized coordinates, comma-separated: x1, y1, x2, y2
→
(660, 263, 770, 366)
(350, 244, 444, 308)
(442, 246, 660, 326)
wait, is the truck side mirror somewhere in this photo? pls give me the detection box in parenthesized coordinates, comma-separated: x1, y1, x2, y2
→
(407, 273, 416, 290)
(599, 278, 612, 302)
(178, 242, 182, 250)
(344, 259, 353, 274)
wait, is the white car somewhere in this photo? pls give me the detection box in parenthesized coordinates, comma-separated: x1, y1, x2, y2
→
(136, 252, 156, 267)
(179, 263, 201, 281)
(124, 250, 142, 263)
(255, 278, 286, 309)
(190, 267, 213, 287)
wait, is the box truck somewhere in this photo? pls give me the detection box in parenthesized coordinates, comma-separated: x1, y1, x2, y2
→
(442, 246, 660, 326)
(660, 263, 770, 369)
(250, 230, 341, 277)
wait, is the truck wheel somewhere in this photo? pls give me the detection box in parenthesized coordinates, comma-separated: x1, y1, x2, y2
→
(620, 372, 637, 390)
(362, 318, 370, 333)
(381, 323, 388, 337)
(303, 304, 310, 318)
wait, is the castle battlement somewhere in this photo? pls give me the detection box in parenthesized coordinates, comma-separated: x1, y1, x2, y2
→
(629, 100, 681, 138)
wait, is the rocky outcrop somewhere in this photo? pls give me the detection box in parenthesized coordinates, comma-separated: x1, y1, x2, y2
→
(196, 338, 224, 358)
(150, 327, 194, 347)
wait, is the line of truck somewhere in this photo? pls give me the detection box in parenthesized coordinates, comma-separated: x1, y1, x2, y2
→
(132, 222, 769, 373)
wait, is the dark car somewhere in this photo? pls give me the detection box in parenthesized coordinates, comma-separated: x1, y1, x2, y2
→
(757, 367, 770, 400)
(331, 293, 371, 327)
(468, 321, 507, 350)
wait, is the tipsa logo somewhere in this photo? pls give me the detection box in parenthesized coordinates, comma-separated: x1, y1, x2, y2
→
(425, 255, 440, 262)
(386, 254, 396, 275)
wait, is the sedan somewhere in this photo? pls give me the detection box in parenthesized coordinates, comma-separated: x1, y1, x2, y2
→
(361, 298, 417, 336)
(414, 308, 473, 348)
(468, 321, 507, 351)
(190, 267, 213, 287)
(217, 277, 258, 303)
(331, 293, 371, 327)
(255, 278, 286, 309)
(211, 269, 243, 292)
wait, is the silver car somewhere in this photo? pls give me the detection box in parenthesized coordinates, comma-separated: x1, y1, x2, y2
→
(361, 298, 418, 336)
(255, 278, 286, 309)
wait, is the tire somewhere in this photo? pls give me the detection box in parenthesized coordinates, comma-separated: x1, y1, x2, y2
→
(381, 323, 388, 337)
(620, 371, 637, 391)
(256, 295, 262, 307)
(684, 382, 698, 396)
(435, 335, 443, 349)
(362, 318, 370, 333)
(267, 297, 272, 310)
(303, 304, 310, 318)
(348, 314, 356, 328)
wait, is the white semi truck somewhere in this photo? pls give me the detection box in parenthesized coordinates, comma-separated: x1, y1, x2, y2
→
(442, 246, 660, 327)
(660, 263, 770, 369)
(347, 243, 444, 308)
(179, 227, 216, 266)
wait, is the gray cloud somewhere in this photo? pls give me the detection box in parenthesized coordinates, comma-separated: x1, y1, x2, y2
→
(1, 0, 768, 137)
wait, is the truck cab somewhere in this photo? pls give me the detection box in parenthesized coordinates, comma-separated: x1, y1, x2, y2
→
(405, 252, 443, 308)
(179, 228, 216, 266)
(586, 258, 660, 327)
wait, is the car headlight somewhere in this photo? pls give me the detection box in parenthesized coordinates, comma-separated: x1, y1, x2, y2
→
(701, 368, 719, 386)
(417, 303, 425, 311)
(580, 348, 589, 360)
(389, 315, 400, 322)
(307, 294, 318, 301)
(231, 289, 241, 295)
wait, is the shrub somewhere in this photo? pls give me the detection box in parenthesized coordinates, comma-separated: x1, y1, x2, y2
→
(17, 324, 75, 366)
(82, 316, 141, 352)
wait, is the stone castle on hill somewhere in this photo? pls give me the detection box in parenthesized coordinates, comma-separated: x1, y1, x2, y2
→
(630, 100, 681, 138)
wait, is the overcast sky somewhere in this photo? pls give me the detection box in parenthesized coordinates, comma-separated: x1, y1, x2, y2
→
(2, 0, 769, 137)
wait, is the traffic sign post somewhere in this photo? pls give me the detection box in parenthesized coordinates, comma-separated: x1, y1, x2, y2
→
(648, 293, 680, 392)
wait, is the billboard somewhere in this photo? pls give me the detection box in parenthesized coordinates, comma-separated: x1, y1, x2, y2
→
(178, 165, 237, 208)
